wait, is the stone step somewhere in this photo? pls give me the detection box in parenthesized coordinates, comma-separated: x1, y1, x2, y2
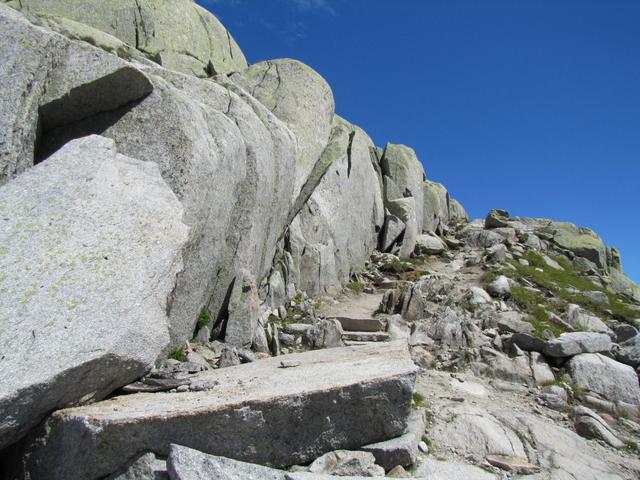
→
(335, 316, 387, 332)
(343, 331, 390, 343)
(7, 342, 417, 480)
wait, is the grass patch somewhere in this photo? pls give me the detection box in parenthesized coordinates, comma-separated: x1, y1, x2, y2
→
(380, 258, 414, 274)
(623, 440, 639, 455)
(346, 281, 365, 294)
(293, 293, 304, 304)
(168, 347, 186, 362)
(500, 251, 638, 325)
(412, 392, 425, 409)
(421, 435, 432, 448)
(196, 306, 210, 329)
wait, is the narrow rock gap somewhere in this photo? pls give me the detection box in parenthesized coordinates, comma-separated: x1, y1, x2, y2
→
(346, 130, 356, 178)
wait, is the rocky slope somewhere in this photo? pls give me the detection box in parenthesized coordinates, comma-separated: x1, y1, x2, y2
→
(0, 1, 639, 479)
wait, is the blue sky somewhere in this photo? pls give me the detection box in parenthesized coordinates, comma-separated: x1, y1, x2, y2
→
(197, 0, 640, 283)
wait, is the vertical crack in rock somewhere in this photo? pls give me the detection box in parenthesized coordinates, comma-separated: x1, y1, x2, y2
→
(346, 129, 356, 178)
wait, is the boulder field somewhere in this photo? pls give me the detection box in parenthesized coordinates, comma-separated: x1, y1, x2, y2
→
(1, 1, 639, 479)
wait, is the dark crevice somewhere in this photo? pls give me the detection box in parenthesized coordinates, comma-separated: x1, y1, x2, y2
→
(34, 96, 146, 164)
(346, 130, 356, 178)
(34, 67, 152, 163)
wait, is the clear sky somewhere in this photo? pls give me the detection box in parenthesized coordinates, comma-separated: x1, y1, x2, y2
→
(197, 0, 640, 283)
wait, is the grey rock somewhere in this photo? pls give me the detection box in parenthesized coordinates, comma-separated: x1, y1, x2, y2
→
(542, 255, 563, 270)
(0, 4, 153, 183)
(422, 180, 449, 234)
(618, 334, 640, 368)
(569, 353, 640, 405)
(460, 224, 505, 248)
(414, 233, 446, 255)
(543, 332, 612, 358)
(530, 352, 555, 385)
(0, 136, 187, 449)
(225, 270, 261, 349)
(12, 0, 248, 77)
(105, 68, 298, 348)
(194, 326, 211, 344)
(381, 143, 426, 233)
(573, 407, 624, 449)
(566, 304, 612, 335)
(8, 342, 416, 480)
(582, 290, 609, 305)
(286, 116, 384, 296)
(485, 455, 540, 474)
(614, 324, 638, 344)
(107, 452, 168, 480)
(468, 286, 493, 305)
(387, 197, 418, 258)
(497, 312, 534, 335)
(361, 409, 427, 470)
(166, 445, 383, 480)
(230, 58, 334, 199)
(414, 458, 497, 480)
(307, 319, 345, 349)
(486, 243, 508, 263)
(381, 214, 405, 252)
(218, 345, 241, 368)
(511, 333, 546, 352)
(485, 209, 510, 229)
(548, 221, 608, 269)
(449, 198, 468, 224)
(309, 450, 384, 477)
(487, 275, 511, 299)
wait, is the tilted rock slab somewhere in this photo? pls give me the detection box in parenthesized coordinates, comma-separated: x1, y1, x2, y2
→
(0, 136, 188, 449)
(6, 341, 417, 480)
(568, 353, 640, 406)
(7, 0, 247, 77)
(286, 116, 384, 296)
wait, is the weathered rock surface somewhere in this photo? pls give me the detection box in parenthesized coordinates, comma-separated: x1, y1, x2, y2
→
(225, 269, 261, 348)
(618, 334, 640, 368)
(574, 406, 624, 449)
(485, 209, 510, 229)
(381, 143, 425, 233)
(543, 332, 612, 357)
(568, 353, 640, 405)
(0, 136, 188, 449)
(286, 116, 384, 296)
(414, 233, 446, 255)
(107, 452, 168, 480)
(361, 408, 427, 470)
(422, 180, 449, 234)
(6, 342, 416, 479)
(230, 58, 334, 199)
(9, 0, 248, 77)
(308, 450, 384, 477)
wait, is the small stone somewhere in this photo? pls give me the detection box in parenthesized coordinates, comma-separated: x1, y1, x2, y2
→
(418, 441, 429, 453)
(486, 454, 540, 474)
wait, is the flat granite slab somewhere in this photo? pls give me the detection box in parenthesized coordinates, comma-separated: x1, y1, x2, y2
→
(5, 341, 417, 480)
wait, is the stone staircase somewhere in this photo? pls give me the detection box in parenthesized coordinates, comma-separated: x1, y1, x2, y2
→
(319, 292, 391, 346)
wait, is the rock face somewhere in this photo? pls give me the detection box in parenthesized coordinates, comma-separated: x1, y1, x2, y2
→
(230, 58, 335, 199)
(285, 116, 384, 296)
(381, 143, 425, 233)
(8, 0, 248, 77)
(543, 332, 612, 358)
(569, 353, 640, 405)
(6, 342, 417, 479)
(0, 136, 188, 449)
(308, 450, 384, 477)
(224, 269, 261, 349)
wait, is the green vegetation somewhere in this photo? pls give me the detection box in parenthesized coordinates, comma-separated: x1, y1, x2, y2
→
(293, 293, 304, 304)
(623, 440, 639, 455)
(196, 306, 210, 329)
(421, 434, 432, 448)
(497, 250, 637, 327)
(346, 281, 364, 294)
(168, 347, 186, 362)
(380, 258, 414, 274)
(412, 392, 425, 409)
